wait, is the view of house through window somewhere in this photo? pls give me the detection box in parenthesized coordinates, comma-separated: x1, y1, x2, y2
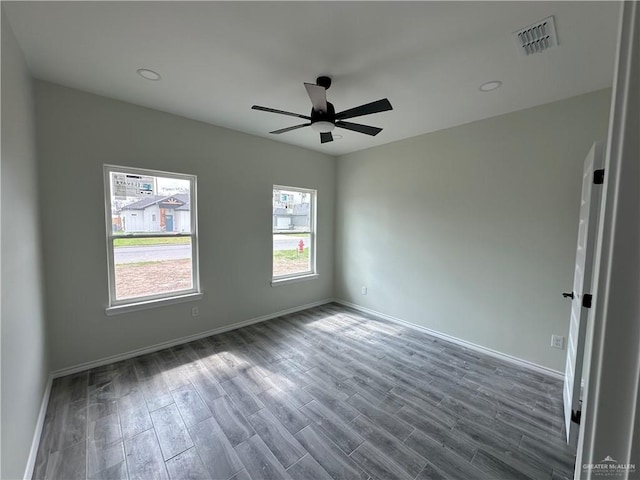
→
(273, 186, 316, 279)
(105, 165, 198, 305)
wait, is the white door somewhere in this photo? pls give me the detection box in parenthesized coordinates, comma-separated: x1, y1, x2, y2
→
(563, 141, 605, 446)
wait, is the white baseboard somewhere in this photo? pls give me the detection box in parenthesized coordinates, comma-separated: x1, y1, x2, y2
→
(51, 298, 333, 378)
(23, 374, 53, 480)
(334, 299, 564, 381)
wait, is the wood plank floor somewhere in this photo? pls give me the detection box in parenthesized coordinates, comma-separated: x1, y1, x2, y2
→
(33, 303, 576, 480)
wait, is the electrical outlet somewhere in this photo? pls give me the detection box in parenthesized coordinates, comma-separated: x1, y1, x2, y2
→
(361, 286, 367, 295)
(551, 335, 564, 349)
(191, 306, 199, 317)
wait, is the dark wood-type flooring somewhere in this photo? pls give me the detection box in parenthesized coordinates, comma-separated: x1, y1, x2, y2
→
(33, 303, 576, 480)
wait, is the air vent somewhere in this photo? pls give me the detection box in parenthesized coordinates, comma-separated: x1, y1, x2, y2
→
(513, 16, 558, 55)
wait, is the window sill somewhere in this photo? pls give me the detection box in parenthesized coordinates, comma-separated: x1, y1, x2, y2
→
(105, 292, 203, 316)
(271, 273, 318, 287)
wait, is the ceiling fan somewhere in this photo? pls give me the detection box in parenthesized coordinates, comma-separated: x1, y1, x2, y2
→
(252, 76, 392, 144)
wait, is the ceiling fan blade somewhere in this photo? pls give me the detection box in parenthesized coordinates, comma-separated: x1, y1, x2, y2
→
(320, 132, 333, 144)
(336, 121, 382, 136)
(269, 123, 311, 134)
(335, 98, 392, 120)
(304, 83, 328, 113)
(252, 105, 311, 120)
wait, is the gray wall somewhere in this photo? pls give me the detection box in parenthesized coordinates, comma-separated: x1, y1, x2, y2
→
(1, 12, 49, 480)
(335, 89, 611, 372)
(35, 81, 336, 371)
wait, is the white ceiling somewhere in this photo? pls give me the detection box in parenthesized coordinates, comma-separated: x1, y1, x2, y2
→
(4, 1, 620, 155)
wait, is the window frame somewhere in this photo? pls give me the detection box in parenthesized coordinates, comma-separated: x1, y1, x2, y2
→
(272, 184, 317, 284)
(103, 164, 201, 310)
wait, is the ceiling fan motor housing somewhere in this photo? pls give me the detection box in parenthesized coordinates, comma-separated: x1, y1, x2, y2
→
(311, 101, 335, 123)
(310, 102, 335, 133)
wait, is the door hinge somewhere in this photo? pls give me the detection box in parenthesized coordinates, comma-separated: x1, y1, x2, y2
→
(571, 409, 581, 425)
(582, 294, 593, 308)
(594, 169, 605, 184)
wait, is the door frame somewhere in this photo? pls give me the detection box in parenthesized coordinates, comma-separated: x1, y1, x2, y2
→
(575, 2, 639, 478)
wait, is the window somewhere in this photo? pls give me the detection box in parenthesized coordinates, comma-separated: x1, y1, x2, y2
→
(272, 185, 316, 282)
(104, 165, 200, 310)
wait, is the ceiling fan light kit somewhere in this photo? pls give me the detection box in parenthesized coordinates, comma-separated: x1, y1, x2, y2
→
(252, 75, 392, 144)
(311, 121, 335, 133)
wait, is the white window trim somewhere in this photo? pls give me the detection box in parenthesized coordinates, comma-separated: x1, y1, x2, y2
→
(271, 273, 319, 287)
(103, 164, 201, 310)
(105, 292, 204, 316)
(272, 184, 317, 284)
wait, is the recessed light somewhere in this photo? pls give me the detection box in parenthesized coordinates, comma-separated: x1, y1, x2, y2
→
(479, 80, 502, 92)
(137, 68, 161, 81)
(332, 134, 343, 140)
